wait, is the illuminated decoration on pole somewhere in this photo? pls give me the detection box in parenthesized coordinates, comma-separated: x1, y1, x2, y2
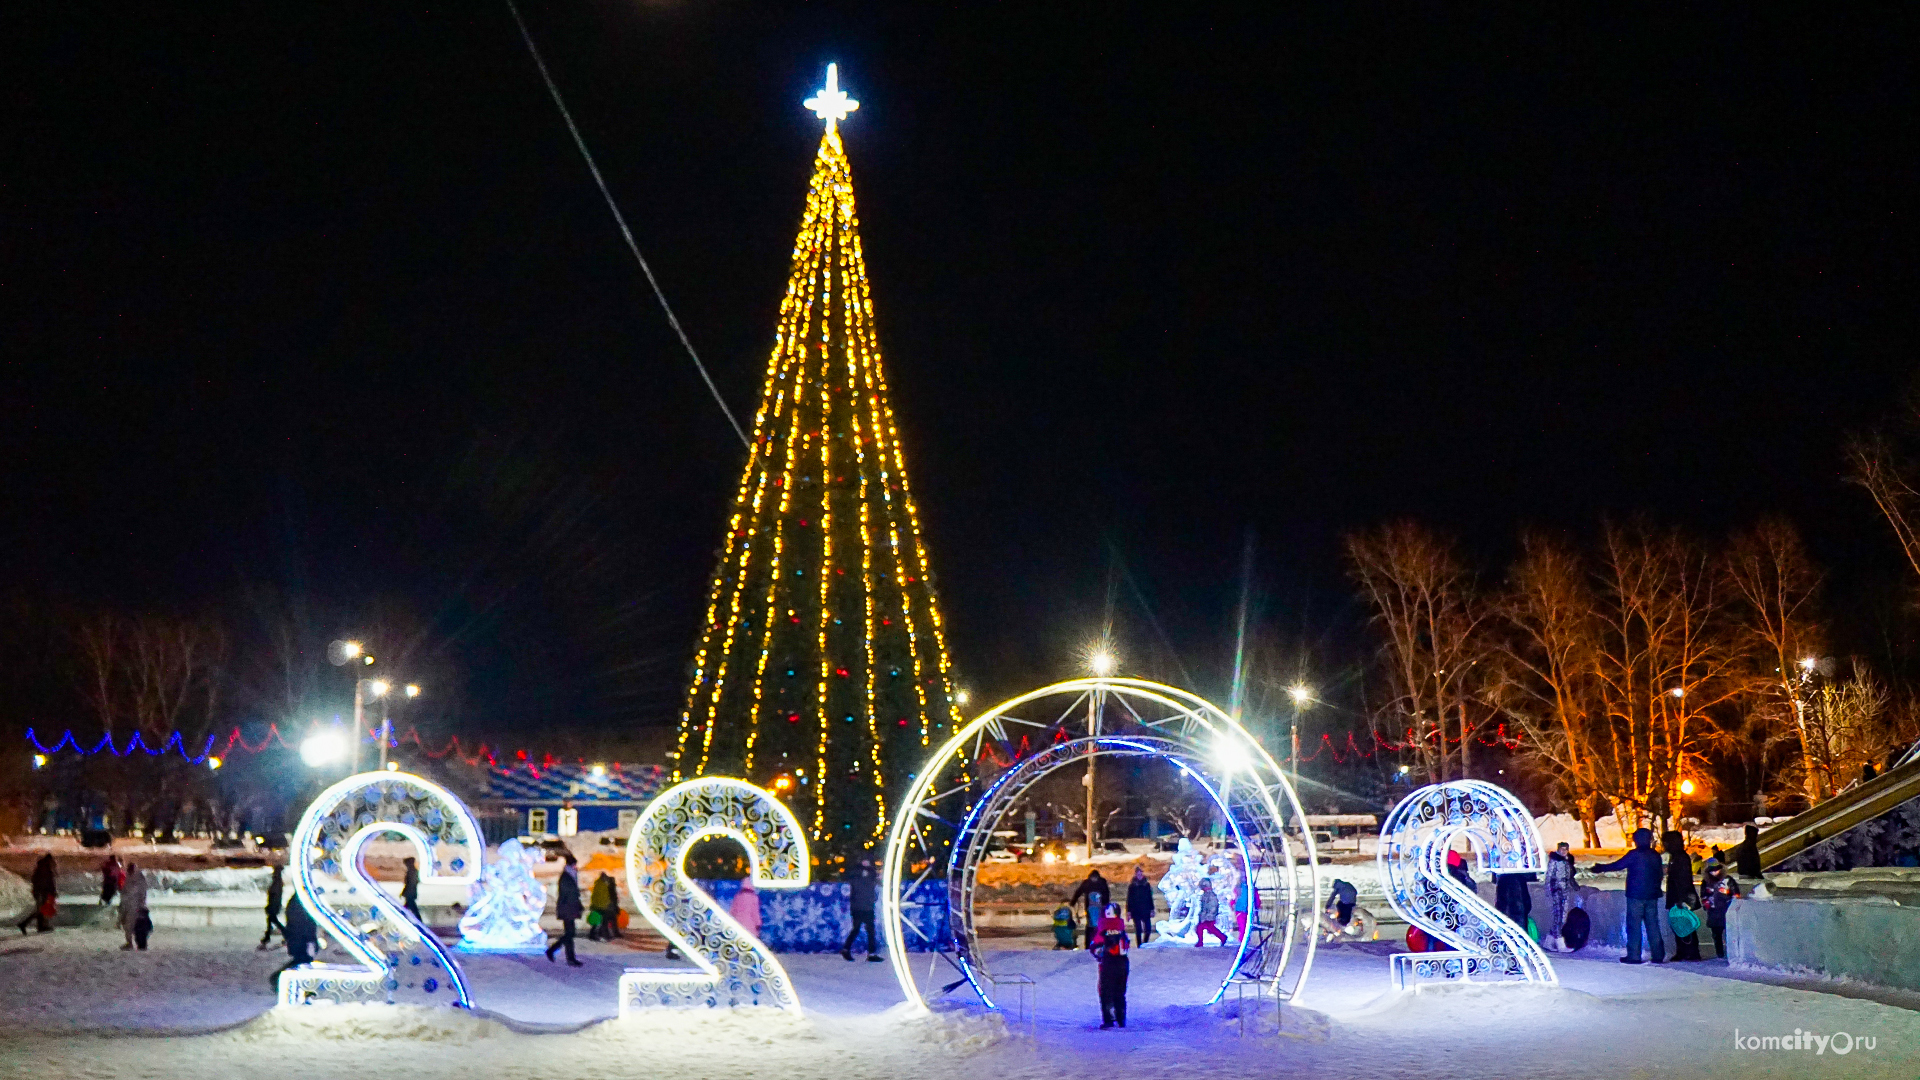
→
(619, 778, 810, 1014)
(280, 771, 483, 1008)
(1377, 780, 1558, 990)
(456, 837, 548, 953)
(881, 678, 1321, 1012)
(671, 63, 964, 863)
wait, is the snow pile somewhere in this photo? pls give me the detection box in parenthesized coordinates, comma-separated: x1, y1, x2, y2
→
(0, 866, 30, 919)
(1533, 814, 1750, 851)
(224, 1005, 516, 1045)
(147, 867, 272, 893)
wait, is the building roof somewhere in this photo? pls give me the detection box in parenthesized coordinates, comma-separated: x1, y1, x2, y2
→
(477, 761, 666, 804)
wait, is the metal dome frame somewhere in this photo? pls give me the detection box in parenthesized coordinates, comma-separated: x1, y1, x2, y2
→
(879, 677, 1321, 1012)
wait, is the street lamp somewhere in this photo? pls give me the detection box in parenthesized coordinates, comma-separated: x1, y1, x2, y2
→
(1082, 644, 1116, 861)
(300, 729, 347, 768)
(1287, 683, 1314, 776)
(1089, 650, 1116, 677)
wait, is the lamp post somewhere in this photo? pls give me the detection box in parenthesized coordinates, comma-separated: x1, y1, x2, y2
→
(1087, 648, 1116, 862)
(329, 640, 419, 773)
(1287, 683, 1314, 776)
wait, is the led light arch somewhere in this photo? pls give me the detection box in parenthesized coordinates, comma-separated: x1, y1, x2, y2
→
(1377, 779, 1557, 989)
(880, 677, 1321, 1012)
(620, 777, 811, 1014)
(281, 771, 483, 1008)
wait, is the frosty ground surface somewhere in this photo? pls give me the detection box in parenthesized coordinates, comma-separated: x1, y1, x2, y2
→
(0, 924, 1914, 1079)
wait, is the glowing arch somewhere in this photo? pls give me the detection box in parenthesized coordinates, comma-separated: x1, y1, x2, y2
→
(880, 677, 1321, 1012)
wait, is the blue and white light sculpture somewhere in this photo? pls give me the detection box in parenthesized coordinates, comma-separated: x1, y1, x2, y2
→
(280, 771, 482, 1008)
(1378, 779, 1557, 990)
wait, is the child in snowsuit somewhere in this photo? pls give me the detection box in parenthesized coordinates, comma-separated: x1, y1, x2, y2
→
(1052, 901, 1078, 949)
(1544, 842, 1577, 943)
(1699, 858, 1741, 960)
(1193, 878, 1228, 946)
(1090, 903, 1130, 1028)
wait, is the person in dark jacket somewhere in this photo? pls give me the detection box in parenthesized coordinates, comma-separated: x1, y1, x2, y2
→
(1071, 870, 1111, 948)
(1590, 828, 1665, 963)
(17, 854, 55, 934)
(546, 851, 583, 966)
(99, 854, 124, 907)
(843, 856, 882, 961)
(258, 864, 286, 949)
(1732, 824, 1764, 879)
(284, 894, 318, 964)
(1494, 870, 1537, 931)
(1663, 831, 1701, 961)
(1089, 902, 1130, 1029)
(1124, 866, 1155, 945)
(1699, 858, 1742, 960)
(400, 856, 422, 922)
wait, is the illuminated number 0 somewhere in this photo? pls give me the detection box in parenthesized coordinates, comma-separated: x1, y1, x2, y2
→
(283, 772, 483, 1007)
(620, 778, 810, 1014)
(1378, 779, 1557, 990)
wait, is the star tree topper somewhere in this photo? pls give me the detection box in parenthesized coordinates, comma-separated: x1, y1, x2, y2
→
(804, 63, 859, 130)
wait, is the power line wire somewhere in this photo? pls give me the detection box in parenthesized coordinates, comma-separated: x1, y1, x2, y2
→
(502, 0, 750, 449)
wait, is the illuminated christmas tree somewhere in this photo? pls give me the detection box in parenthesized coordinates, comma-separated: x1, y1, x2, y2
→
(673, 66, 963, 864)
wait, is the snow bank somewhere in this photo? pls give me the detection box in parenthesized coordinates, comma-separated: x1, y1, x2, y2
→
(225, 1005, 518, 1044)
(1729, 896, 1920, 992)
(0, 866, 30, 919)
(1533, 814, 1750, 851)
(148, 866, 272, 893)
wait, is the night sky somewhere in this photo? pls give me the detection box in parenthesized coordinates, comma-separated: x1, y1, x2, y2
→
(4, 6, 1915, 748)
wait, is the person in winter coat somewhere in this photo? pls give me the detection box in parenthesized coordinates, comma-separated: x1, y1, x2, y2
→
(119, 862, 150, 950)
(546, 851, 583, 966)
(843, 856, 882, 961)
(1663, 831, 1701, 961)
(1544, 842, 1577, 943)
(729, 877, 763, 939)
(17, 854, 56, 934)
(1699, 858, 1742, 960)
(1071, 870, 1111, 948)
(400, 856, 422, 922)
(1052, 901, 1079, 949)
(588, 872, 620, 942)
(277, 893, 320, 995)
(99, 855, 124, 907)
(1326, 878, 1358, 927)
(1089, 902, 1130, 1029)
(1493, 870, 1536, 930)
(1193, 878, 1228, 946)
(1732, 824, 1764, 879)
(1590, 828, 1664, 964)
(258, 864, 286, 949)
(1125, 866, 1155, 945)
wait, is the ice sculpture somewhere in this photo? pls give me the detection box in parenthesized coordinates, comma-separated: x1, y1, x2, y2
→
(456, 837, 549, 953)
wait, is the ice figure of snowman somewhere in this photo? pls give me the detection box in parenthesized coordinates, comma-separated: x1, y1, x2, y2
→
(456, 837, 550, 953)
(1154, 838, 1244, 945)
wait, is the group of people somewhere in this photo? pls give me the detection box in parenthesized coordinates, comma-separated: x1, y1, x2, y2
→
(1586, 827, 1747, 963)
(15, 853, 152, 950)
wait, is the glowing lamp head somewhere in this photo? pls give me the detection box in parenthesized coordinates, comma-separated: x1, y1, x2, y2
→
(773, 774, 794, 792)
(1679, 779, 1697, 796)
(404, 684, 421, 698)
(1214, 736, 1254, 775)
(1288, 683, 1314, 706)
(591, 763, 607, 778)
(31, 754, 46, 769)
(343, 641, 363, 659)
(1799, 657, 1818, 672)
(1089, 650, 1117, 677)
(955, 689, 971, 707)
(384, 761, 399, 772)
(369, 679, 391, 698)
(207, 756, 223, 771)
(299, 730, 346, 768)
(363, 654, 376, 666)
(1670, 686, 1686, 699)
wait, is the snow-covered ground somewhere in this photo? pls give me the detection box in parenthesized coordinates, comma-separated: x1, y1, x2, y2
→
(0, 922, 1913, 1078)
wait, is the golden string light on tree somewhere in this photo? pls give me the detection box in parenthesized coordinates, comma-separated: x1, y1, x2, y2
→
(673, 65, 964, 864)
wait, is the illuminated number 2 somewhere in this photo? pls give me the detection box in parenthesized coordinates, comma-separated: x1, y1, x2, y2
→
(1378, 779, 1557, 990)
(620, 778, 810, 1014)
(283, 772, 484, 1007)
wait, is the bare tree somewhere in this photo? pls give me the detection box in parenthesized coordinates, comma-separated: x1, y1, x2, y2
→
(1346, 522, 1491, 783)
(1726, 519, 1828, 802)
(1492, 532, 1605, 845)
